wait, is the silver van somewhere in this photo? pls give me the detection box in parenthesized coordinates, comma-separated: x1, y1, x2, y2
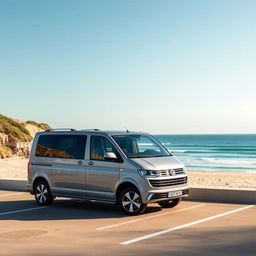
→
(26, 129, 189, 215)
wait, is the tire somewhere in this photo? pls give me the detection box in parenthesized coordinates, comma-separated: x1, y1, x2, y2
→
(34, 180, 54, 206)
(158, 198, 181, 208)
(119, 187, 147, 216)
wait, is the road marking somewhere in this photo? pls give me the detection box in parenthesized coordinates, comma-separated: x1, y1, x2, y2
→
(121, 204, 255, 245)
(0, 206, 47, 216)
(97, 204, 205, 230)
(0, 192, 25, 197)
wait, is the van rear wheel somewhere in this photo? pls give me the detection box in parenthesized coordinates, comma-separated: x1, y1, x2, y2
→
(120, 187, 147, 216)
(34, 180, 54, 206)
(158, 198, 181, 208)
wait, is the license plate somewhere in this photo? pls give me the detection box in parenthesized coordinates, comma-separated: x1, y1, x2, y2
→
(168, 191, 182, 197)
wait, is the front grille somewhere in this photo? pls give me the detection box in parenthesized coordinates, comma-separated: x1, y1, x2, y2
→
(151, 189, 189, 200)
(149, 177, 188, 187)
(174, 168, 185, 175)
(158, 168, 185, 176)
(152, 193, 168, 200)
(182, 189, 189, 195)
(159, 170, 168, 176)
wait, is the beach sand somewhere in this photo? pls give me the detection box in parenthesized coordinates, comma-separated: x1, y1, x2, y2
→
(188, 170, 256, 189)
(0, 158, 256, 189)
(0, 158, 28, 179)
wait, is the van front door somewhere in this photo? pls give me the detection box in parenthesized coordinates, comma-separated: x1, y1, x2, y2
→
(85, 135, 122, 202)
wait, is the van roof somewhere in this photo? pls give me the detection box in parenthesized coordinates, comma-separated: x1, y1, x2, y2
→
(38, 129, 148, 136)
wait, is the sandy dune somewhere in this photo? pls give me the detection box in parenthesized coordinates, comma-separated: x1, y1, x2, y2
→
(0, 158, 256, 189)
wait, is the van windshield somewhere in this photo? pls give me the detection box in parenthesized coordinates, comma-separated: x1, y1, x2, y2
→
(112, 134, 170, 158)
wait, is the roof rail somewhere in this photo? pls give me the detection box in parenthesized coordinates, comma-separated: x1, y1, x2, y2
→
(45, 128, 77, 132)
(81, 129, 100, 131)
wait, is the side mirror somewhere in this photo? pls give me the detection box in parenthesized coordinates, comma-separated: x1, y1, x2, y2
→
(104, 152, 117, 160)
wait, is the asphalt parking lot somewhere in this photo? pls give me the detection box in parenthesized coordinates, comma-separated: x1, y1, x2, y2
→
(0, 190, 255, 256)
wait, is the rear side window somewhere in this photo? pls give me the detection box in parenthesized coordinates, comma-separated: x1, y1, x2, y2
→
(35, 135, 87, 159)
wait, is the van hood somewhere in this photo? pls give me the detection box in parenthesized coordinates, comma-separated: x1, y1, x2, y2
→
(129, 156, 184, 170)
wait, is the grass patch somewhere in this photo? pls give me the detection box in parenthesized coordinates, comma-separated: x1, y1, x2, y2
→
(0, 145, 12, 158)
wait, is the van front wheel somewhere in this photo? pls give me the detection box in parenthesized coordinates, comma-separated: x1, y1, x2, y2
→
(34, 180, 54, 206)
(158, 198, 181, 208)
(120, 187, 147, 216)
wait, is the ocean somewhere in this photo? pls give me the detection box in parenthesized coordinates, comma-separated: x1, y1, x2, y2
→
(154, 134, 256, 173)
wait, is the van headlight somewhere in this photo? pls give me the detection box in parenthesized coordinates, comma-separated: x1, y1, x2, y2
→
(138, 169, 159, 177)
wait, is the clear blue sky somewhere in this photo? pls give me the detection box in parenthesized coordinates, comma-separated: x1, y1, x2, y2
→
(1, 0, 255, 134)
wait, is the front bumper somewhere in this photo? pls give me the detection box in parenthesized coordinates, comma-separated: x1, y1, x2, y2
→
(141, 185, 189, 203)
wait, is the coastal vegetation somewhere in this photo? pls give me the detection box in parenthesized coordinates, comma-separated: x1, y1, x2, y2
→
(0, 114, 32, 142)
(0, 145, 12, 158)
(26, 120, 50, 130)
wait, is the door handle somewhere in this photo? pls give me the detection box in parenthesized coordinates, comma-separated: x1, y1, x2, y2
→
(88, 161, 94, 166)
(77, 160, 84, 165)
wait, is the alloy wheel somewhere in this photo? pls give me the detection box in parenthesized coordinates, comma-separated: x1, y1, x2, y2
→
(35, 183, 48, 204)
(122, 191, 141, 213)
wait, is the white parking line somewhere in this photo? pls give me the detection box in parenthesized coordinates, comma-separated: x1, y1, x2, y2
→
(97, 204, 205, 230)
(121, 204, 255, 245)
(0, 206, 47, 216)
(0, 192, 25, 197)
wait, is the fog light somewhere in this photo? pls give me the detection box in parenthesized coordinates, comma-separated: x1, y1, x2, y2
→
(147, 194, 154, 201)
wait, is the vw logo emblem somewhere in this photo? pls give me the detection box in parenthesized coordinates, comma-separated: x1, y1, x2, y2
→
(169, 169, 175, 176)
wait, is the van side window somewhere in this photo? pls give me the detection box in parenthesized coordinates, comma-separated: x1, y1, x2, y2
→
(90, 136, 120, 162)
(35, 135, 87, 159)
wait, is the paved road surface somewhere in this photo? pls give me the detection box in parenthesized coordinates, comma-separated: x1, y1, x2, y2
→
(0, 190, 255, 256)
